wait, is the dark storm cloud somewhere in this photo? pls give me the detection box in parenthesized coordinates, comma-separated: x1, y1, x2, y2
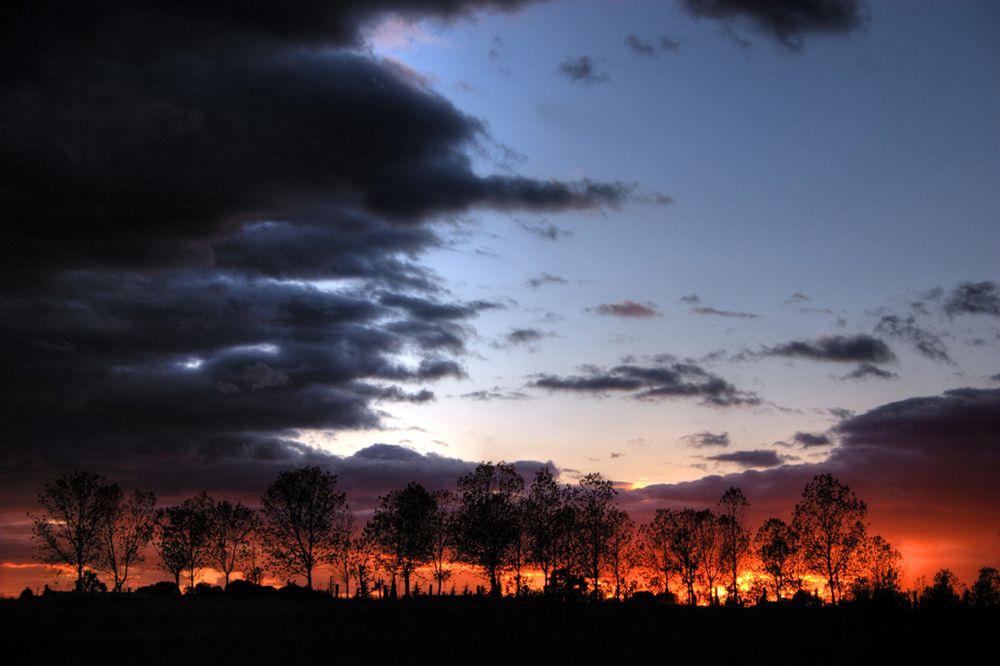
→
(557, 55, 609, 83)
(532, 361, 760, 407)
(679, 0, 867, 50)
(588, 300, 661, 319)
(792, 431, 832, 448)
(838, 363, 899, 381)
(691, 306, 760, 319)
(943, 281, 1000, 318)
(213, 217, 436, 289)
(683, 431, 731, 447)
(527, 273, 568, 289)
(3, 2, 629, 283)
(762, 334, 896, 364)
(374, 386, 437, 404)
(706, 450, 786, 468)
(874, 314, 952, 364)
(379, 293, 502, 321)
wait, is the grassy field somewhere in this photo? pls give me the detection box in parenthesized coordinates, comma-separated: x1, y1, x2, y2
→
(1, 595, 990, 665)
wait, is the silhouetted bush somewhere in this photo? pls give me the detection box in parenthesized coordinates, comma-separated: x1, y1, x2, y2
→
(225, 580, 277, 598)
(135, 581, 180, 597)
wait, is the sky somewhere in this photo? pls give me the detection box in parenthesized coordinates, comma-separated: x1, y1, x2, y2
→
(2, 0, 999, 595)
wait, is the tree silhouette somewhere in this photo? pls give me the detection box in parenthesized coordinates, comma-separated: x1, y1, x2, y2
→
(572, 472, 618, 598)
(695, 510, 725, 605)
(209, 500, 257, 589)
(97, 488, 156, 593)
(366, 481, 437, 597)
(524, 467, 576, 592)
(154, 492, 215, 592)
(31, 471, 118, 593)
(970, 566, 1000, 607)
(429, 489, 456, 595)
(920, 568, 962, 608)
(606, 507, 635, 600)
(639, 509, 678, 596)
(453, 461, 524, 598)
(333, 506, 357, 598)
(792, 474, 867, 604)
(718, 487, 750, 605)
(671, 509, 706, 605)
(261, 466, 346, 589)
(754, 517, 799, 601)
(850, 534, 903, 603)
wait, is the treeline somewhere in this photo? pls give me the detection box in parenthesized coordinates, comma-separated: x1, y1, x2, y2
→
(26, 465, 1000, 608)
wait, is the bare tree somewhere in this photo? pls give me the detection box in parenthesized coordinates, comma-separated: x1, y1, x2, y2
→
(261, 466, 346, 589)
(154, 492, 215, 592)
(606, 508, 635, 600)
(639, 509, 677, 596)
(429, 489, 455, 595)
(97, 488, 157, 593)
(31, 471, 118, 593)
(695, 510, 725, 605)
(333, 506, 357, 598)
(792, 474, 867, 604)
(718, 487, 750, 605)
(210, 500, 257, 589)
(850, 534, 903, 602)
(754, 517, 799, 601)
(667, 508, 705, 605)
(453, 461, 524, 598)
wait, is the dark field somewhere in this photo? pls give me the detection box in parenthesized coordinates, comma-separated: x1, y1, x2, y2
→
(1, 596, 990, 665)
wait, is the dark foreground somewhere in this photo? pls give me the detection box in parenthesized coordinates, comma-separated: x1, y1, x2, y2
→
(1, 596, 990, 665)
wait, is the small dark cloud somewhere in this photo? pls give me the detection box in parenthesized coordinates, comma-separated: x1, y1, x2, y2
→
(376, 386, 436, 404)
(679, 0, 868, 50)
(691, 306, 760, 319)
(610, 452, 625, 459)
(532, 361, 760, 407)
(875, 314, 952, 364)
(380, 293, 502, 321)
(588, 300, 661, 319)
(493, 328, 550, 350)
(683, 431, 731, 447)
(944, 281, 1000, 318)
(784, 292, 811, 304)
(762, 334, 897, 364)
(527, 273, 568, 289)
(660, 35, 682, 52)
(517, 220, 573, 241)
(706, 449, 786, 469)
(626, 34, 657, 56)
(838, 363, 900, 381)
(829, 407, 854, 422)
(680, 294, 701, 304)
(557, 55, 609, 83)
(461, 387, 532, 401)
(793, 431, 832, 448)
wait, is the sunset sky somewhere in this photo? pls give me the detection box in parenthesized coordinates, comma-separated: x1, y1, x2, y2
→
(2, 0, 999, 596)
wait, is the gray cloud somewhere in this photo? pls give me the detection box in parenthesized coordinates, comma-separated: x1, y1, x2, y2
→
(874, 314, 951, 364)
(838, 363, 899, 381)
(761, 334, 896, 364)
(706, 450, 786, 468)
(557, 55, 609, 83)
(692, 306, 760, 319)
(944, 281, 1000, 318)
(588, 300, 661, 319)
(684, 431, 731, 447)
(527, 273, 569, 289)
(532, 361, 760, 407)
(793, 431, 832, 448)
